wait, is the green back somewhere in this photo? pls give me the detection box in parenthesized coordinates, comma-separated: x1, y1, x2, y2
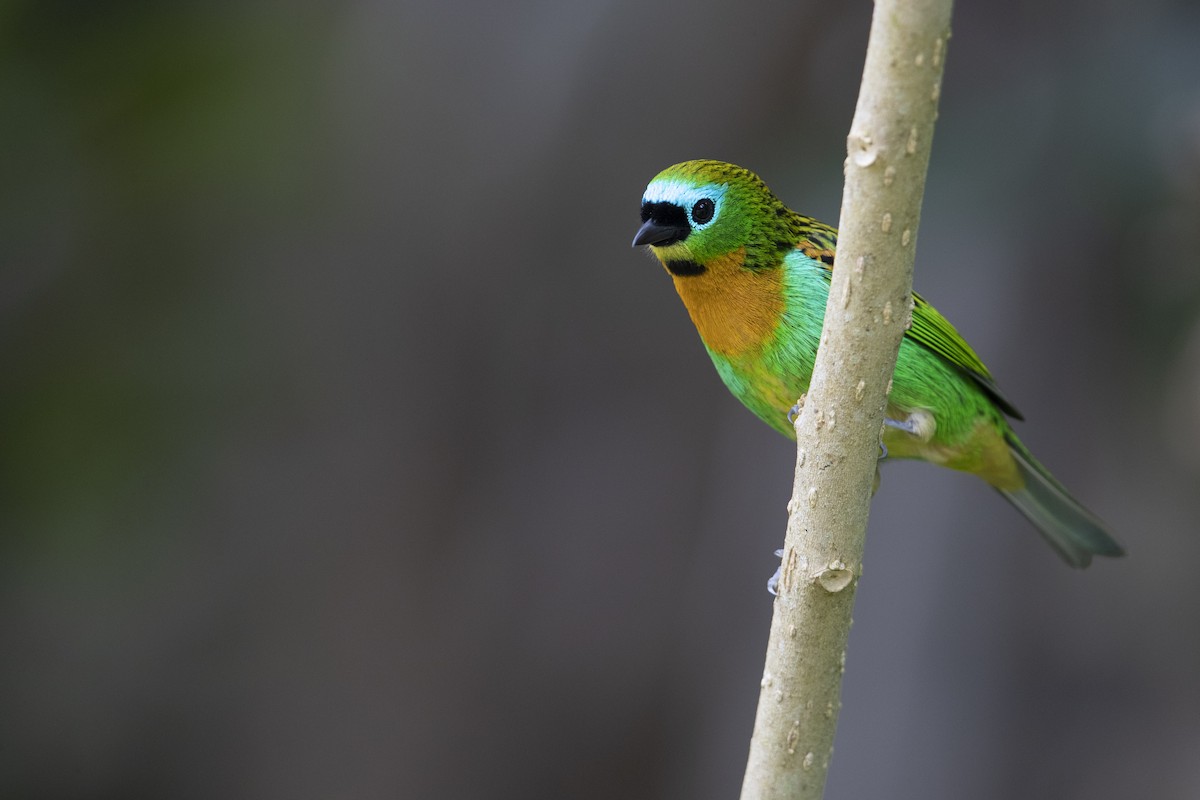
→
(798, 213, 1023, 420)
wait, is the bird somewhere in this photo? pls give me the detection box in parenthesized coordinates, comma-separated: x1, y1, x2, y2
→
(632, 159, 1123, 567)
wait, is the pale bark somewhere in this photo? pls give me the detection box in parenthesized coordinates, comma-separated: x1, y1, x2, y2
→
(738, 2, 955, 798)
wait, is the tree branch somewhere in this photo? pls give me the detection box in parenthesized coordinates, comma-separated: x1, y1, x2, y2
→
(739, 2, 954, 798)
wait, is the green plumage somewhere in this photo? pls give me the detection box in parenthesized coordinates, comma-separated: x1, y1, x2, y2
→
(634, 159, 1123, 567)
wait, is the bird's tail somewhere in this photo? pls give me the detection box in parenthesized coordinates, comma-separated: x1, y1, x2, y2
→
(997, 433, 1125, 567)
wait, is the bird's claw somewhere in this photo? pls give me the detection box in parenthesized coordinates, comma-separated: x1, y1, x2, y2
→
(884, 416, 918, 434)
(883, 409, 936, 442)
(767, 548, 785, 595)
(786, 394, 807, 425)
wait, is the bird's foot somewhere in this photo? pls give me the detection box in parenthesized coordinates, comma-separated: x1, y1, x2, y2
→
(767, 549, 785, 595)
(786, 394, 808, 425)
(883, 409, 937, 442)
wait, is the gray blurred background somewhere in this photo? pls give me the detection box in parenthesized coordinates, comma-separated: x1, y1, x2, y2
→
(2, 2, 1199, 798)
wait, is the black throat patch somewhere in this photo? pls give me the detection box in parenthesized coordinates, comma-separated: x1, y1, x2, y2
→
(664, 259, 706, 277)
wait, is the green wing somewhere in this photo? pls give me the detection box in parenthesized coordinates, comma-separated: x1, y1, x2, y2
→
(908, 293, 1023, 420)
(795, 214, 1023, 420)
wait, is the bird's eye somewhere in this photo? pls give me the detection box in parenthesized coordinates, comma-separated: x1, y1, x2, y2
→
(691, 198, 715, 225)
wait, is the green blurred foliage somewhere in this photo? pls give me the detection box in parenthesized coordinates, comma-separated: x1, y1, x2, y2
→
(0, 4, 333, 555)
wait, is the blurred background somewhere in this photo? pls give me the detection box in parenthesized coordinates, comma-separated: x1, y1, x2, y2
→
(2, 1, 1199, 798)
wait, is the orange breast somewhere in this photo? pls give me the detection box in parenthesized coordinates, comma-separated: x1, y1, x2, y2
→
(669, 247, 784, 358)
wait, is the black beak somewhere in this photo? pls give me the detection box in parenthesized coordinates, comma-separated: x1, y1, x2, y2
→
(632, 215, 690, 248)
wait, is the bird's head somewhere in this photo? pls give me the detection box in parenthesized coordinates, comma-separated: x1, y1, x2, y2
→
(632, 160, 788, 276)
